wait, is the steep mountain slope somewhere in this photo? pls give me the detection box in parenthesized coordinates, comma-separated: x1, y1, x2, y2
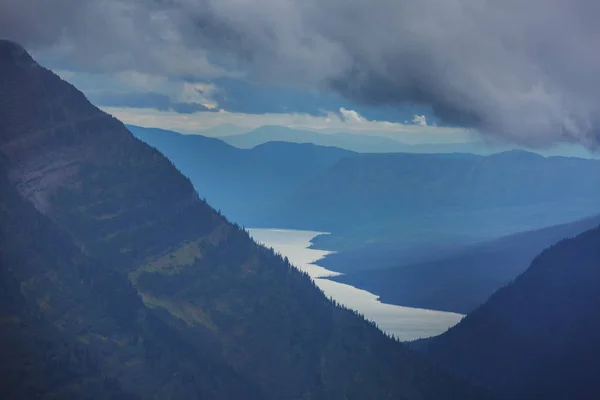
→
(415, 224, 600, 399)
(0, 40, 489, 399)
(0, 160, 261, 399)
(273, 151, 600, 250)
(329, 214, 600, 313)
(127, 125, 354, 225)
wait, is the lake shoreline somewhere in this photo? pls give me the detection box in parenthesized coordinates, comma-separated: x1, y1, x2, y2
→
(249, 228, 464, 342)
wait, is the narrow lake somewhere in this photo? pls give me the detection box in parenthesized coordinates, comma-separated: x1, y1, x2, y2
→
(249, 228, 464, 342)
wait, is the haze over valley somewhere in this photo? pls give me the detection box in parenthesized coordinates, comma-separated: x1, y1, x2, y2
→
(131, 123, 600, 333)
(131, 125, 600, 253)
(248, 228, 464, 341)
(3, 0, 600, 398)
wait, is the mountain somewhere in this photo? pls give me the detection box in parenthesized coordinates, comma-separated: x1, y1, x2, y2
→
(268, 151, 600, 250)
(127, 125, 354, 225)
(221, 125, 433, 153)
(328, 214, 600, 313)
(199, 123, 249, 137)
(219, 125, 599, 158)
(414, 223, 600, 399)
(129, 126, 600, 254)
(0, 40, 490, 399)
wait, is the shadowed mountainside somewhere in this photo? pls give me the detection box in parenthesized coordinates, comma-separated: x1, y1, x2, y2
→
(0, 40, 489, 400)
(278, 151, 600, 250)
(329, 214, 600, 313)
(414, 224, 600, 399)
(127, 125, 354, 225)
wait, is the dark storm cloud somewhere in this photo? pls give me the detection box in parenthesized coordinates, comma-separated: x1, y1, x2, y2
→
(87, 91, 216, 113)
(1, 0, 600, 147)
(0, 0, 226, 77)
(212, 78, 429, 123)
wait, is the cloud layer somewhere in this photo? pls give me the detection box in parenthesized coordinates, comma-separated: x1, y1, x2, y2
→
(102, 106, 474, 145)
(2, 0, 599, 147)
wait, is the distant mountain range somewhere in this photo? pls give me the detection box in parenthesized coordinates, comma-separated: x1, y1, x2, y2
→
(220, 125, 412, 153)
(329, 214, 600, 314)
(1, 40, 492, 400)
(200, 123, 249, 137)
(130, 126, 600, 353)
(131, 119, 600, 400)
(127, 125, 354, 224)
(217, 124, 598, 157)
(131, 125, 600, 253)
(220, 124, 506, 154)
(414, 223, 600, 399)
(266, 151, 600, 250)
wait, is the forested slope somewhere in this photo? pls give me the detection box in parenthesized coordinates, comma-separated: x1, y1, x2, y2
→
(0, 39, 488, 400)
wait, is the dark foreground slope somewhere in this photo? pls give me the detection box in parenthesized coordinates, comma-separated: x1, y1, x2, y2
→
(0, 41, 488, 399)
(331, 214, 600, 313)
(0, 160, 262, 399)
(415, 224, 600, 399)
(127, 125, 353, 225)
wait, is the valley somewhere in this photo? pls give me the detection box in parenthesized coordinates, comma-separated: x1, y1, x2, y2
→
(0, 39, 490, 400)
(3, 15, 600, 399)
(133, 123, 600, 318)
(248, 228, 463, 341)
(129, 119, 600, 399)
(329, 214, 600, 313)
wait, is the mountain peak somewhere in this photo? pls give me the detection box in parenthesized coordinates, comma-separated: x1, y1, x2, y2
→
(0, 39, 35, 66)
(490, 149, 544, 159)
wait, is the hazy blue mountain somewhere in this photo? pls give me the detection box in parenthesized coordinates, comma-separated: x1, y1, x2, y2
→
(129, 126, 600, 253)
(269, 151, 600, 250)
(218, 124, 599, 158)
(220, 125, 417, 152)
(329, 214, 600, 313)
(220, 124, 502, 154)
(127, 125, 354, 225)
(199, 123, 249, 137)
(0, 40, 490, 400)
(415, 223, 600, 400)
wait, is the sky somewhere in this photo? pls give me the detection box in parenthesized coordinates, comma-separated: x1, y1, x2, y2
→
(1, 0, 599, 148)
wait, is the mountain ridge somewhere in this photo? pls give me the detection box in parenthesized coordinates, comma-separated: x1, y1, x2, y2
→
(271, 150, 600, 250)
(0, 39, 489, 399)
(127, 124, 355, 224)
(328, 213, 600, 313)
(414, 223, 600, 399)
(220, 124, 417, 153)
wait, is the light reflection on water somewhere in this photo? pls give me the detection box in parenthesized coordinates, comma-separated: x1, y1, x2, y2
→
(249, 228, 464, 342)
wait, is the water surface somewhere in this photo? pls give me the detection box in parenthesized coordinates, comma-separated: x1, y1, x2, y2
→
(249, 228, 464, 341)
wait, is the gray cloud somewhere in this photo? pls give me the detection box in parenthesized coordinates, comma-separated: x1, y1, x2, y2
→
(1, 0, 600, 147)
(0, 0, 226, 78)
(86, 90, 216, 113)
